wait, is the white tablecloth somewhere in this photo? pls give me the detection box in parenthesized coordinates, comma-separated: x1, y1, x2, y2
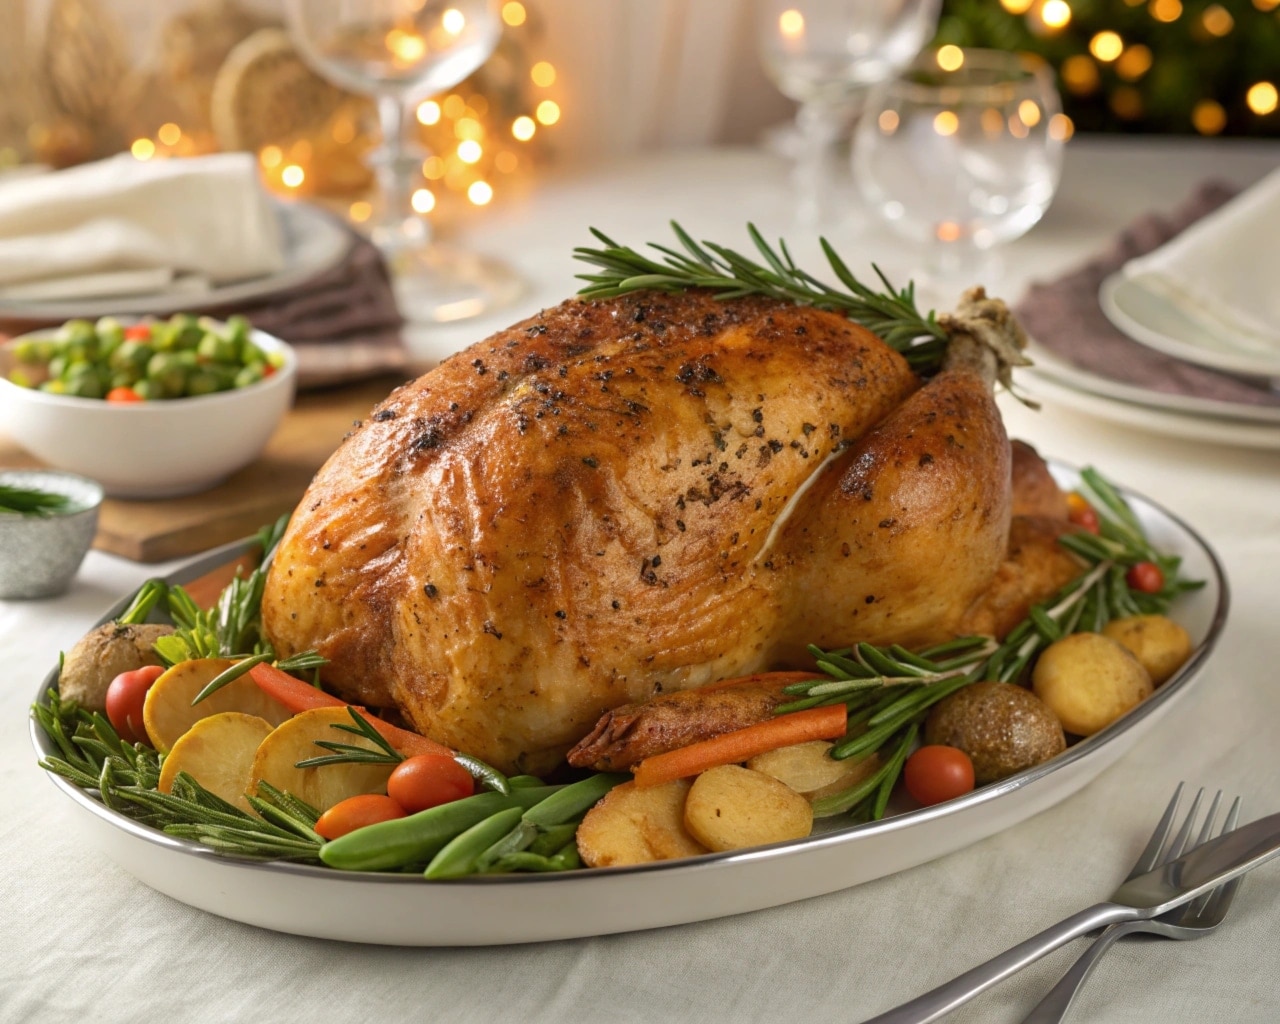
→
(3, 137, 1279, 1024)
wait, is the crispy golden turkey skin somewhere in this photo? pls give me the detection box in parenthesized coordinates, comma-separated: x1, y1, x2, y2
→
(264, 289, 1023, 774)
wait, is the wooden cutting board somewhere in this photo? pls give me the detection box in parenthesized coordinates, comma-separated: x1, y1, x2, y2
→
(0, 374, 407, 563)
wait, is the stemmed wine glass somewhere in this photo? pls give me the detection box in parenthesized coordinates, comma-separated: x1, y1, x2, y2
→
(756, 0, 942, 225)
(284, 0, 521, 323)
(853, 48, 1065, 304)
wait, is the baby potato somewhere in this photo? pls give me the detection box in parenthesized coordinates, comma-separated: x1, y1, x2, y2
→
(1032, 632, 1153, 736)
(684, 765, 813, 852)
(924, 681, 1065, 784)
(1102, 614, 1193, 686)
(747, 741, 880, 801)
(576, 779, 708, 867)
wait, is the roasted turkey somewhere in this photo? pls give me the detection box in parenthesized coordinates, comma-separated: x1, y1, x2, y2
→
(263, 288, 1080, 774)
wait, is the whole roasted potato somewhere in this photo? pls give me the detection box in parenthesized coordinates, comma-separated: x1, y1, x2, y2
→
(924, 681, 1065, 784)
(684, 765, 813, 852)
(58, 622, 174, 712)
(1032, 632, 1153, 736)
(1102, 614, 1192, 686)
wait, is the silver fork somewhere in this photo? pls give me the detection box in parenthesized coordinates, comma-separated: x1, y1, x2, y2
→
(1019, 784, 1243, 1024)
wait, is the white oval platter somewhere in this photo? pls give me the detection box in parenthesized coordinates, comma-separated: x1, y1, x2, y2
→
(29, 465, 1228, 946)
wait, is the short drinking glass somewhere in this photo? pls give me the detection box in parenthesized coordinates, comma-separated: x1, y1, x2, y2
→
(853, 49, 1066, 290)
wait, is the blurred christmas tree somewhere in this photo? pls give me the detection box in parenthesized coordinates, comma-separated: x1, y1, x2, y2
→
(937, 0, 1280, 136)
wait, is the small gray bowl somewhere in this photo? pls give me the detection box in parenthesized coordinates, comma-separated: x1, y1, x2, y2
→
(0, 469, 104, 600)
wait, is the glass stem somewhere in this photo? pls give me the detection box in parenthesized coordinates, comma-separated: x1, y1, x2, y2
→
(372, 92, 429, 250)
(793, 98, 861, 226)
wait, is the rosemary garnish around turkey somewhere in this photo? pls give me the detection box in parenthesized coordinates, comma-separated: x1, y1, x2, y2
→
(574, 223, 950, 373)
(779, 467, 1203, 822)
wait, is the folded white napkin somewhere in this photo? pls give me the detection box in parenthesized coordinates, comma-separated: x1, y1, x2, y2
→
(1122, 166, 1280, 352)
(0, 153, 285, 300)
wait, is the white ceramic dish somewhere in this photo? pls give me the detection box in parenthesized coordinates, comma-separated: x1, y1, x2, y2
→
(28, 464, 1227, 946)
(1025, 341, 1280, 426)
(0, 326, 296, 499)
(1023, 372, 1280, 451)
(0, 202, 352, 320)
(1099, 272, 1280, 382)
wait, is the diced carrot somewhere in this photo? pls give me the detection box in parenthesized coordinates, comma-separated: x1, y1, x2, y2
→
(247, 661, 452, 758)
(631, 704, 849, 788)
(699, 671, 824, 692)
(181, 553, 259, 611)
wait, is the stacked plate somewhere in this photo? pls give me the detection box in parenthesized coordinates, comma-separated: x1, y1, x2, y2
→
(1023, 272, 1280, 450)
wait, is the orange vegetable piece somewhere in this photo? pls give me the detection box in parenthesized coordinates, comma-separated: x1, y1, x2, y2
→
(631, 704, 849, 789)
(315, 794, 407, 840)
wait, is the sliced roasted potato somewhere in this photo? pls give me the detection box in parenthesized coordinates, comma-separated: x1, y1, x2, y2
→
(1032, 632, 1153, 736)
(747, 739, 878, 800)
(576, 779, 708, 868)
(143, 658, 292, 752)
(1102, 614, 1193, 686)
(684, 765, 813, 852)
(248, 705, 396, 813)
(158, 712, 274, 814)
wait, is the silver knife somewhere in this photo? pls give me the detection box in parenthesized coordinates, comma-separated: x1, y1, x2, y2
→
(861, 810, 1280, 1024)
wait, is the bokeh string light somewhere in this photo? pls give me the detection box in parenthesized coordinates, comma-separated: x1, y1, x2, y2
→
(938, 0, 1280, 136)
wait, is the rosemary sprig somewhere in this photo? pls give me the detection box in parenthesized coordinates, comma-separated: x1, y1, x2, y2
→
(574, 223, 949, 373)
(0, 483, 73, 516)
(294, 707, 405, 768)
(790, 467, 1201, 822)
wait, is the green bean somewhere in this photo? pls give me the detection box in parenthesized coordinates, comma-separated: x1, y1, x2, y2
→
(527, 822, 578, 856)
(423, 806, 525, 879)
(507, 775, 545, 789)
(318, 785, 561, 872)
(522, 773, 627, 828)
(451, 753, 510, 795)
(474, 820, 539, 872)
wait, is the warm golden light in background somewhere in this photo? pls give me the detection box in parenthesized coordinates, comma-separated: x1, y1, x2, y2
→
(1247, 81, 1279, 114)
(1041, 0, 1072, 29)
(1048, 113, 1075, 141)
(535, 100, 560, 125)
(877, 110, 900, 133)
(1061, 54, 1100, 95)
(281, 164, 305, 188)
(1089, 31, 1123, 62)
(157, 123, 182, 146)
(417, 101, 441, 125)
(349, 200, 372, 223)
(1116, 44, 1153, 80)
(512, 115, 536, 141)
(937, 45, 964, 71)
(1254, 0, 1280, 10)
(779, 9, 805, 37)
(441, 8, 466, 34)
(422, 155, 446, 179)
(467, 180, 493, 205)
(936, 221, 962, 242)
(131, 138, 155, 160)
(1000, 0, 1034, 12)
(933, 111, 959, 136)
(442, 94, 466, 119)
(457, 139, 482, 163)
(1007, 115, 1030, 138)
(386, 28, 426, 62)
(1110, 86, 1143, 120)
(1192, 99, 1227, 134)
(495, 151, 519, 173)
(454, 117, 483, 140)
(982, 107, 1005, 136)
(411, 188, 437, 213)
(530, 61, 556, 87)
(259, 144, 282, 168)
(1149, 0, 1182, 22)
(1018, 99, 1042, 126)
(1201, 4, 1234, 34)
(501, 1, 526, 26)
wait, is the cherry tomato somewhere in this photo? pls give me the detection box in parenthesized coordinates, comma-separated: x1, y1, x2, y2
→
(1126, 560, 1165, 594)
(123, 324, 153, 341)
(1067, 504, 1100, 535)
(903, 745, 976, 806)
(105, 386, 143, 403)
(105, 665, 166, 744)
(387, 754, 474, 813)
(314, 794, 407, 840)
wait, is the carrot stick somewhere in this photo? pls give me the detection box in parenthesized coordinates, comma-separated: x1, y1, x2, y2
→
(699, 671, 824, 693)
(631, 704, 849, 788)
(248, 662, 452, 758)
(182, 553, 258, 611)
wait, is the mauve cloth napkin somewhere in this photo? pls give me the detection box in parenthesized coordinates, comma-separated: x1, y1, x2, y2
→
(1016, 181, 1280, 409)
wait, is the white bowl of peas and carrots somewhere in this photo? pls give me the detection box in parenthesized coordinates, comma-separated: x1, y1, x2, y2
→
(0, 314, 296, 499)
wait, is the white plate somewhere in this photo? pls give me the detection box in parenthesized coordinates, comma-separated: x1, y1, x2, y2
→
(1024, 373, 1280, 451)
(1025, 341, 1280, 426)
(29, 466, 1228, 946)
(0, 201, 353, 320)
(1099, 272, 1280, 382)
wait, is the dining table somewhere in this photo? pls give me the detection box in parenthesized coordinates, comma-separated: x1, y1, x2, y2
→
(3, 134, 1278, 1024)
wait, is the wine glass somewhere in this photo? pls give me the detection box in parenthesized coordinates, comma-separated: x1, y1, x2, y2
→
(284, 0, 521, 323)
(756, 0, 942, 225)
(853, 48, 1066, 303)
